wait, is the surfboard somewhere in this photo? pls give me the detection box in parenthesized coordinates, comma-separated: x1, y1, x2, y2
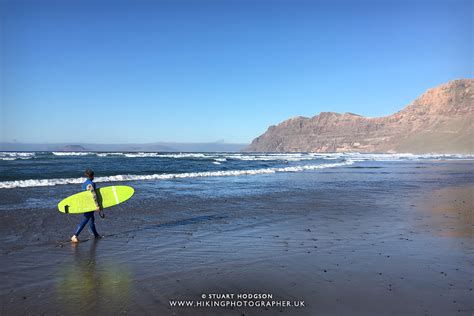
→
(58, 185, 134, 214)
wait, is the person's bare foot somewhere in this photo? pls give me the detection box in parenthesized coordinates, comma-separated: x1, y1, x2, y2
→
(71, 235, 79, 243)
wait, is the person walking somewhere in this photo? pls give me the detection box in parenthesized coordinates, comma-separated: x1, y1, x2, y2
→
(71, 169, 102, 243)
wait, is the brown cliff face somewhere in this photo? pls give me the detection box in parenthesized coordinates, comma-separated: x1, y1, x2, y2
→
(246, 79, 473, 153)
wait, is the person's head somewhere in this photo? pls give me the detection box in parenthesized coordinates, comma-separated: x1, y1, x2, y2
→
(84, 169, 95, 180)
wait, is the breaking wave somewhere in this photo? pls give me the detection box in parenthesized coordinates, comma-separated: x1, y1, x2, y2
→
(0, 160, 353, 189)
(0, 152, 36, 161)
(3, 151, 471, 161)
(52, 152, 92, 156)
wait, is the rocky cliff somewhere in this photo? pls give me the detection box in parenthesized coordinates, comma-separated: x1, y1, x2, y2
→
(246, 79, 473, 153)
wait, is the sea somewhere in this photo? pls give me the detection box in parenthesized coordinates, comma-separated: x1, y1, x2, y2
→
(1, 151, 473, 211)
(1, 151, 472, 189)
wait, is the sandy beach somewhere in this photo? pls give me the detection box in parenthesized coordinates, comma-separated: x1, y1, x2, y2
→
(1, 161, 473, 315)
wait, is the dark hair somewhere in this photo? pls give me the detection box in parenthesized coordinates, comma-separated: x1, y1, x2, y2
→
(84, 169, 95, 178)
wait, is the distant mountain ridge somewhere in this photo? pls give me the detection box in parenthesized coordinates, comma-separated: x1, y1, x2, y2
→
(246, 79, 473, 153)
(0, 141, 247, 152)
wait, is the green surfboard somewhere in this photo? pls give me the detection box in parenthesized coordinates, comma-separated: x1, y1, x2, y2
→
(58, 185, 134, 214)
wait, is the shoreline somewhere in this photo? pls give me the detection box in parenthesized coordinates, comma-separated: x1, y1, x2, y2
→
(1, 162, 473, 315)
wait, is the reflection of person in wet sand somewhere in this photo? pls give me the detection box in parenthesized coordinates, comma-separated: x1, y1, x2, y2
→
(71, 169, 102, 243)
(56, 239, 133, 314)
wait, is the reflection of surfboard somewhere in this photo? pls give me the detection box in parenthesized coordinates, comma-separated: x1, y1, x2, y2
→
(58, 186, 134, 214)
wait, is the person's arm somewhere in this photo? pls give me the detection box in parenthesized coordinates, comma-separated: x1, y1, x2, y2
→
(87, 184, 101, 211)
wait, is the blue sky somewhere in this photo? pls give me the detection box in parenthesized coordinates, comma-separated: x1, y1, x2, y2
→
(1, 0, 471, 144)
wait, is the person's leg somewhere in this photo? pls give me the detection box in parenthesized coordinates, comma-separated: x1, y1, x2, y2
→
(88, 213, 100, 237)
(74, 212, 93, 237)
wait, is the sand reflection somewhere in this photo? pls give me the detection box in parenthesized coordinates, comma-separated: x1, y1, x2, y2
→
(418, 185, 473, 238)
(55, 239, 133, 314)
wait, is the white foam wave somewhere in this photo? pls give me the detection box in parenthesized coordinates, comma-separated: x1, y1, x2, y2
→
(47, 151, 335, 161)
(0, 177, 85, 188)
(158, 153, 211, 159)
(120, 153, 212, 158)
(234, 152, 474, 161)
(344, 153, 474, 162)
(96, 152, 125, 157)
(52, 152, 92, 156)
(2, 151, 473, 162)
(224, 153, 316, 161)
(123, 153, 159, 158)
(0, 160, 353, 189)
(0, 152, 36, 160)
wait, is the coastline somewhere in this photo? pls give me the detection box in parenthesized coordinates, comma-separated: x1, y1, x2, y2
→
(0, 161, 473, 315)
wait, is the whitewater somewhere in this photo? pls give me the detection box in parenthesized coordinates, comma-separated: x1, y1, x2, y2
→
(1, 152, 472, 189)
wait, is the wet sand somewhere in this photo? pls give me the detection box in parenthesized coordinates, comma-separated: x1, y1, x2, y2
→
(0, 163, 473, 315)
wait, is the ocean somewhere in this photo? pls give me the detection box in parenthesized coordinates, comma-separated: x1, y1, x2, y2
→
(1, 151, 472, 189)
(1, 151, 472, 213)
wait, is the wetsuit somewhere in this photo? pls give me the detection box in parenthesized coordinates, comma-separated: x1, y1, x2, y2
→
(74, 179, 100, 237)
